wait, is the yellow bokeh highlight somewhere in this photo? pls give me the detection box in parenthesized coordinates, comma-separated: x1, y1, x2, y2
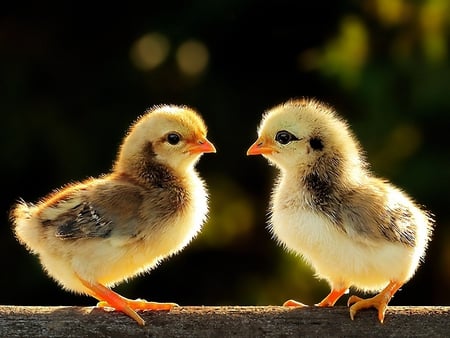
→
(197, 175, 255, 248)
(420, 0, 448, 34)
(388, 124, 423, 159)
(317, 16, 369, 88)
(130, 32, 170, 70)
(176, 39, 209, 76)
(374, 0, 411, 26)
(419, 0, 449, 63)
(372, 124, 423, 174)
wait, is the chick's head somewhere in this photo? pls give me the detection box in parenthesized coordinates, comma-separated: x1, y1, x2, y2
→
(115, 105, 215, 174)
(248, 99, 363, 175)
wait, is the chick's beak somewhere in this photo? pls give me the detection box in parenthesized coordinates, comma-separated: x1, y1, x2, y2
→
(188, 138, 216, 154)
(247, 138, 274, 156)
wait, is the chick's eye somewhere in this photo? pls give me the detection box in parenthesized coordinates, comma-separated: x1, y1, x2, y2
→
(275, 130, 298, 145)
(166, 133, 181, 145)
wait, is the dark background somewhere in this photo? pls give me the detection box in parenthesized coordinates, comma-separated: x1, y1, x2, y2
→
(2, 1, 449, 308)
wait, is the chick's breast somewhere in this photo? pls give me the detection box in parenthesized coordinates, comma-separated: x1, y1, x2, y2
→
(271, 168, 431, 292)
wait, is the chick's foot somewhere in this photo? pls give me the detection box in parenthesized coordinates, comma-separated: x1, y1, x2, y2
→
(80, 276, 176, 326)
(347, 281, 402, 323)
(283, 299, 308, 307)
(97, 299, 178, 311)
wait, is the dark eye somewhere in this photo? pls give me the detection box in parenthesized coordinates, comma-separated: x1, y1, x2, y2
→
(275, 130, 298, 145)
(166, 133, 181, 145)
(309, 137, 324, 151)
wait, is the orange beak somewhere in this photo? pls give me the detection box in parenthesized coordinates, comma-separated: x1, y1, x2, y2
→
(188, 138, 216, 154)
(247, 138, 274, 155)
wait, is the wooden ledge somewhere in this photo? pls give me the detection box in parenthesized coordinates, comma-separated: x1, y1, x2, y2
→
(1, 306, 449, 337)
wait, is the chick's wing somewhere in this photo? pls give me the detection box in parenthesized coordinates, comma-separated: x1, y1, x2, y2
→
(340, 184, 418, 247)
(53, 201, 113, 239)
(42, 182, 144, 240)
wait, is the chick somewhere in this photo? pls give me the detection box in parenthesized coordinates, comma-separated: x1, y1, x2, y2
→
(11, 105, 216, 326)
(247, 98, 433, 323)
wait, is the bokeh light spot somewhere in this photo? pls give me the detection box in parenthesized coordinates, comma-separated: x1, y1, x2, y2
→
(130, 32, 170, 71)
(176, 39, 209, 76)
(419, 0, 449, 63)
(314, 16, 369, 88)
(197, 175, 255, 248)
(374, 0, 409, 26)
(388, 124, 423, 159)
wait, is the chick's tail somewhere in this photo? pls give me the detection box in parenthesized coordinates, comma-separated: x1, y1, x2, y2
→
(10, 200, 38, 247)
(10, 199, 34, 221)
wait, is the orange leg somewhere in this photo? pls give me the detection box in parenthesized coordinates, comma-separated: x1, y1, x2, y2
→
(316, 288, 348, 307)
(347, 280, 402, 323)
(78, 277, 178, 326)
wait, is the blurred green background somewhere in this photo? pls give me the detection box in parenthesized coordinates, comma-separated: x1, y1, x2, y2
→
(1, 0, 449, 308)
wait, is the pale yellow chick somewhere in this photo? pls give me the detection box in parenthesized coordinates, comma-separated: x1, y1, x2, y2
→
(247, 98, 433, 323)
(11, 105, 216, 326)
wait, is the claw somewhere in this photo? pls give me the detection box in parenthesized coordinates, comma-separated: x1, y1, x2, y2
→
(283, 299, 308, 307)
(346, 281, 402, 323)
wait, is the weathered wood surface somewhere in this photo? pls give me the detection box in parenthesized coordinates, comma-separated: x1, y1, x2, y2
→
(0, 306, 449, 337)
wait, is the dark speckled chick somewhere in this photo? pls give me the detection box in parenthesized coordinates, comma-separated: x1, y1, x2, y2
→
(247, 98, 433, 323)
